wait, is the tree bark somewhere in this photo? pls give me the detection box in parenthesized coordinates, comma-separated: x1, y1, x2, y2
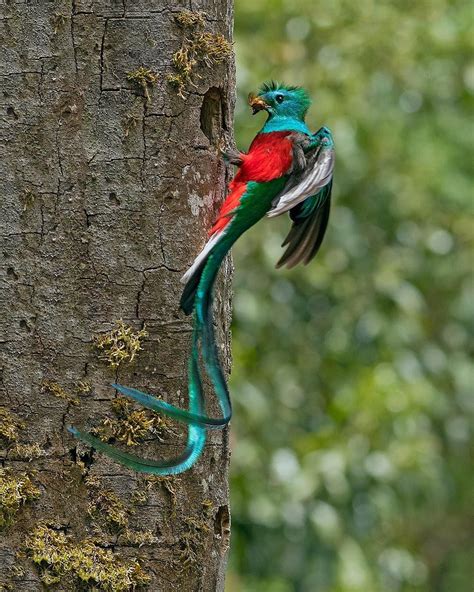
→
(1, 1, 234, 590)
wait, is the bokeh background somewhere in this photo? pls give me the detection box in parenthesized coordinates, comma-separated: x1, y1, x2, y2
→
(225, 1, 473, 591)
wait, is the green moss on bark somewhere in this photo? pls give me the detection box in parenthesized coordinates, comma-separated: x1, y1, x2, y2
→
(167, 11, 232, 98)
(26, 524, 150, 590)
(0, 468, 40, 528)
(94, 321, 148, 369)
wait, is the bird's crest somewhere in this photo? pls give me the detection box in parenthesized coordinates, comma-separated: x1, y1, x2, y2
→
(259, 80, 301, 93)
(258, 81, 312, 114)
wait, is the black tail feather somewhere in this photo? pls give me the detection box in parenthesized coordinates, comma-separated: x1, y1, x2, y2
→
(276, 188, 331, 269)
(180, 259, 207, 315)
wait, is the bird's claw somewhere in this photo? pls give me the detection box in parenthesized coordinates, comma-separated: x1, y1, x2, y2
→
(222, 149, 244, 166)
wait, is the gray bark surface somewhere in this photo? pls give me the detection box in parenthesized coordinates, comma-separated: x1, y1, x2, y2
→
(0, 1, 234, 590)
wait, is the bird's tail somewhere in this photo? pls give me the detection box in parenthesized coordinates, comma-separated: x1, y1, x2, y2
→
(68, 231, 233, 475)
(67, 325, 206, 475)
(189, 235, 232, 424)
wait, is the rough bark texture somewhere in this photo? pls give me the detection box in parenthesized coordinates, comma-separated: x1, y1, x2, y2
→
(0, 1, 234, 590)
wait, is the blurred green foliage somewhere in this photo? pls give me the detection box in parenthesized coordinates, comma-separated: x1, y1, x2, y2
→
(226, 1, 473, 591)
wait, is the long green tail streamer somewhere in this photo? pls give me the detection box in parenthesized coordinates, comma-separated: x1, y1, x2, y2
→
(68, 324, 207, 475)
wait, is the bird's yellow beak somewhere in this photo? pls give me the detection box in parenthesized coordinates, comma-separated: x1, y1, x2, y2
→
(248, 93, 269, 115)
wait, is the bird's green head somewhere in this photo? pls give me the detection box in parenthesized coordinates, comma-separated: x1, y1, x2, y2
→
(249, 81, 311, 121)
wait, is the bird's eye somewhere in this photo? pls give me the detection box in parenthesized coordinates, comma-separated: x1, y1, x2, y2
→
(275, 94, 284, 103)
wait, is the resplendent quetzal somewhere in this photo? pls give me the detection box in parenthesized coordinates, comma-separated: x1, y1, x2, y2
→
(69, 82, 335, 474)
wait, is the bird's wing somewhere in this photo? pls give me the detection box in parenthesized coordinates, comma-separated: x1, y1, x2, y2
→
(275, 181, 332, 269)
(267, 128, 334, 269)
(268, 140, 334, 218)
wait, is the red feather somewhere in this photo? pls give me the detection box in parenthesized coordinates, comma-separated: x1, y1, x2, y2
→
(210, 132, 294, 236)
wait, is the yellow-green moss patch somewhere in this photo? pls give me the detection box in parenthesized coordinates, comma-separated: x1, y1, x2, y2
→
(176, 500, 215, 569)
(194, 32, 233, 66)
(132, 474, 179, 509)
(41, 380, 79, 405)
(94, 320, 148, 369)
(9, 443, 45, 461)
(168, 11, 232, 98)
(0, 468, 40, 528)
(177, 513, 211, 570)
(0, 408, 24, 444)
(92, 398, 171, 447)
(84, 476, 159, 549)
(126, 67, 158, 103)
(26, 524, 150, 590)
(0, 408, 44, 461)
(75, 380, 92, 395)
(119, 528, 158, 547)
(174, 10, 205, 28)
(85, 475, 128, 530)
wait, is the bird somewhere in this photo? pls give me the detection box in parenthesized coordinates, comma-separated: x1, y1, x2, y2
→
(69, 82, 335, 474)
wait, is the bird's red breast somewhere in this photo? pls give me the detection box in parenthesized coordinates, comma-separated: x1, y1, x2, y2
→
(210, 132, 294, 235)
(238, 131, 294, 183)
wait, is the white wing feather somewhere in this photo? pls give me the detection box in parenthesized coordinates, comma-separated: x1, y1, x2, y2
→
(268, 148, 335, 218)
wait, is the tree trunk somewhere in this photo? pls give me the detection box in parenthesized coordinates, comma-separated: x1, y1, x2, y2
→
(1, 2, 234, 590)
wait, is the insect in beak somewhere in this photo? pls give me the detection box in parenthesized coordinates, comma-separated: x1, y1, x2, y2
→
(248, 93, 269, 115)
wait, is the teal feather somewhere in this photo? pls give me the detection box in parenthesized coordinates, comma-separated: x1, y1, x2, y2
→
(262, 117, 310, 134)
